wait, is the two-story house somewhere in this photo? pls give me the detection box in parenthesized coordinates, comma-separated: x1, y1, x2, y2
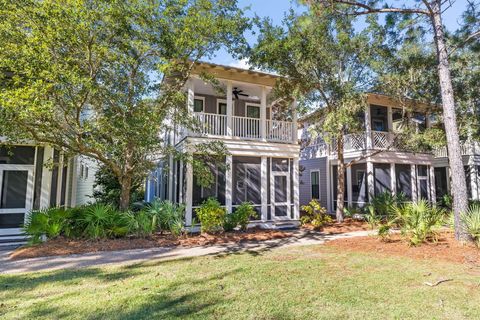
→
(299, 94, 438, 212)
(145, 62, 300, 228)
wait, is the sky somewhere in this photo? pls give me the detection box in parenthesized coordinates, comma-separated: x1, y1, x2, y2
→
(209, 0, 472, 68)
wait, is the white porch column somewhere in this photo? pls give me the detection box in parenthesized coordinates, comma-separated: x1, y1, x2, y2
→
(168, 155, 174, 201)
(366, 160, 375, 201)
(260, 86, 267, 141)
(411, 164, 418, 202)
(293, 157, 300, 220)
(470, 161, 479, 200)
(261, 156, 268, 221)
(178, 160, 184, 204)
(346, 165, 353, 208)
(225, 155, 233, 213)
(387, 106, 393, 131)
(390, 163, 396, 195)
(226, 80, 233, 137)
(186, 80, 195, 138)
(40, 146, 53, 209)
(55, 152, 64, 206)
(429, 165, 437, 202)
(292, 99, 298, 144)
(70, 156, 78, 207)
(365, 105, 373, 150)
(185, 161, 193, 226)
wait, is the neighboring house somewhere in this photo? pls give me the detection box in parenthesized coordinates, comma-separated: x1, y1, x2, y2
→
(0, 144, 97, 245)
(433, 141, 480, 201)
(299, 94, 438, 212)
(146, 62, 300, 228)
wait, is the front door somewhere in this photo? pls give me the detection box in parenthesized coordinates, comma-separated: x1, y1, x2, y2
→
(271, 172, 291, 220)
(246, 104, 260, 138)
(0, 166, 34, 235)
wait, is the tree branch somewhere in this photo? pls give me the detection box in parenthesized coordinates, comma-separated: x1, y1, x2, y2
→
(313, 0, 429, 16)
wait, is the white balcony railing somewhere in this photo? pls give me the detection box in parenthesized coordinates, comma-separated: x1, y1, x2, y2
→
(194, 113, 227, 136)
(433, 141, 478, 158)
(233, 116, 261, 139)
(267, 120, 294, 142)
(188, 113, 295, 143)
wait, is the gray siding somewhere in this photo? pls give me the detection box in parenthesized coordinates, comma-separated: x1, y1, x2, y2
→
(299, 157, 328, 209)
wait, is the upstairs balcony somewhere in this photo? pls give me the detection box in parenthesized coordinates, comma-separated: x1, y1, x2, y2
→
(175, 70, 297, 145)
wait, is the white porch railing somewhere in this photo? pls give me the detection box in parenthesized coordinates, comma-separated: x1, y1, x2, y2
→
(433, 141, 479, 158)
(267, 120, 294, 142)
(372, 131, 396, 150)
(189, 113, 295, 143)
(233, 116, 261, 139)
(193, 113, 227, 136)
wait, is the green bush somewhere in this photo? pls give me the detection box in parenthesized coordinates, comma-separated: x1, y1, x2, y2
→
(393, 200, 446, 246)
(224, 202, 257, 232)
(461, 204, 480, 247)
(129, 210, 156, 238)
(78, 203, 131, 239)
(147, 199, 185, 237)
(22, 207, 72, 244)
(300, 199, 332, 230)
(365, 192, 406, 229)
(195, 197, 226, 234)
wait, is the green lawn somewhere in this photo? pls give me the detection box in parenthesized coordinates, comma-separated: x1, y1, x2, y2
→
(1, 245, 479, 320)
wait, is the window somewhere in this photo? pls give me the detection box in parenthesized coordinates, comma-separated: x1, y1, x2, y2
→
(372, 119, 385, 131)
(218, 102, 227, 115)
(193, 98, 204, 113)
(246, 104, 260, 118)
(311, 171, 320, 200)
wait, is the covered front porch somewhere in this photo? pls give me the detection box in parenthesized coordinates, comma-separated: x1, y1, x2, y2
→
(327, 153, 436, 211)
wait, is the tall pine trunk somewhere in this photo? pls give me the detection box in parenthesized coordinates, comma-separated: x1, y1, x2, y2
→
(119, 175, 132, 211)
(430, 1, 469, 240)
(336, 134, 345, 223)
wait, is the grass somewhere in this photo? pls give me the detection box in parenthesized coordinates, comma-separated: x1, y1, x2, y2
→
(1, 245, 479, 319)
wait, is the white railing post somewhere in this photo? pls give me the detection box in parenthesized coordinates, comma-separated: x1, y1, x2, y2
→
(226, 81, 233, 137)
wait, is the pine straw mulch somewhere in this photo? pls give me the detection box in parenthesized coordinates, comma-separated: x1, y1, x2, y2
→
(302, 218, 371, 234)
(10, 228, 293, 260)
(325, 231, 480, 266)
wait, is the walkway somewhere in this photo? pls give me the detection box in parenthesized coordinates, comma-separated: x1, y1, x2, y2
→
(0, 229, 373, 275)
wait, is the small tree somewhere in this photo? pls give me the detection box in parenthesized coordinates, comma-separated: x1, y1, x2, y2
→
(0, 0, 249, 210)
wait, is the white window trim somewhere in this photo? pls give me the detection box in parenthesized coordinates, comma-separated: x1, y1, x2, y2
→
(193, 96, 205, 113)
(310, 169, 321, 201)
(245, 102, 261, 119)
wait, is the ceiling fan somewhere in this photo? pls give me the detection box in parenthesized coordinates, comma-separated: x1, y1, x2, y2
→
(232, 87, 248, 100)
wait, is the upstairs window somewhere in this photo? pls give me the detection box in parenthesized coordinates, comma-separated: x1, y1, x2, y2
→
(194, 98, 204, 113)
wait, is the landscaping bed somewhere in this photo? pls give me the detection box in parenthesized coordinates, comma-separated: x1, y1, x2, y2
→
(10, 228, 293, 260)
(326, 231, 480, 265)
(303, 218, 370, 234)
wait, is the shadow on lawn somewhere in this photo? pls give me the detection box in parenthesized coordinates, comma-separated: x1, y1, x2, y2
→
(1, 265, 241, 320)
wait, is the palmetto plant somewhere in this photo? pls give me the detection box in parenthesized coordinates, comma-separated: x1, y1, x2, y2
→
(461, 205, 480, 247)
(23, 207, 73, 244)
(147, 199, 185, 237)
(394, 200, 446, 246)
(79, 204, 130, 239)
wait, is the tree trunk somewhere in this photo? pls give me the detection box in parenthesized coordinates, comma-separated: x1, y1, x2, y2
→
(336, 135, 345, 223)
(119, 175, 132, 211)
(430, 1, 469, 241)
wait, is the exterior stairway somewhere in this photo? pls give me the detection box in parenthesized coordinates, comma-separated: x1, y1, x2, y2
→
(0, 232, 28, 249)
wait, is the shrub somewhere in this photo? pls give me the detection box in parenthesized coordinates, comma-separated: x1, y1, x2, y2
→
(195, 197, 226, 234)
(78, 203, 131, 239)
(224, 202, 257, 232)
(129, 210, 156, 238)
(300, 199, 332, 230)
(394, 200, 446, 246)
(23, 207, 72, 244)
(147, 199, 186, 237)
(461, 204, 480, 247)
